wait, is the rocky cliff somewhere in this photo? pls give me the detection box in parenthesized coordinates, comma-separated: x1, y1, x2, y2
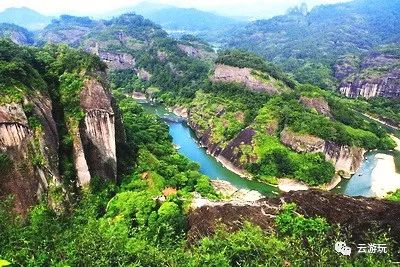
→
(0, 94, 61, 215)
(280, 128, 364, 177)
(0, 76, 123, 214)
(336, 49, 400, 99)
(0, 23, 34, 45)
(76, 78, 119, 185)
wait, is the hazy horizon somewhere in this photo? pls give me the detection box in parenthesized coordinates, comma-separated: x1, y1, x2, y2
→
(0, 0, 352, 19)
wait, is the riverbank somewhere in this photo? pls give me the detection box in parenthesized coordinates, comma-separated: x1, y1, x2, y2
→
(371, 153, 400, 198)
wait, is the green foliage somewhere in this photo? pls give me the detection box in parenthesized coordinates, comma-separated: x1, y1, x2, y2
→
(0, 153, 11, 170)
(59, 72, 84, 121)
(276, 203, 330, 238)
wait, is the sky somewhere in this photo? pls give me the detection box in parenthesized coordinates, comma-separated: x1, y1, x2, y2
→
(0, 0, 351, 18)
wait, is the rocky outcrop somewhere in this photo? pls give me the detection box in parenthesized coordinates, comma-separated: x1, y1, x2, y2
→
(189, 114, 256, 172)
(0, 23, 34, 45)
(299, 96, 332, 117)
(171, 106, 188, 119)
(219, 127, 257, 168)
(137, 69, 152, 81)
(0, 96, 62, 215)
(336, 51, 400, 99)
(75, 78, 118, 185)
(211, 64, 282, 94)
(280, 128, 364, 177)
(98, 51, 135, 70)
(323, 142, 365, 177)
(188, 189, 400, 242)
(210, 180, 263, 202)
(339, 71, 400, 99)
(177, 44, 216, 61)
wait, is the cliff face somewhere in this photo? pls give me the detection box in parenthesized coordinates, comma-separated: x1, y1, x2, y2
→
(336, 51, 400, 99)
(280, 128, 365, 177)
(299, 96, 332, 117)
(74, 78, 119, 185)
(0, 77, 123, 213)
(188, 114, 257, 172)
(0, 95, 61, 215)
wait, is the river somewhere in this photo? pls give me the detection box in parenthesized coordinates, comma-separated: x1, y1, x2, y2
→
(140, 101, 399, 198)
(140, 102, 278, 196)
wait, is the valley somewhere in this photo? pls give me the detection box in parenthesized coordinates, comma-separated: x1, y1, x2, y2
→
(0, 0, 400, 265)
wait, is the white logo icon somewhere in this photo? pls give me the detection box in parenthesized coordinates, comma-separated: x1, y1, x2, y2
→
(335, 242, 352, 256)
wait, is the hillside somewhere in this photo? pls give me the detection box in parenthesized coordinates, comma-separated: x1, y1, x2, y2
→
(0, 7, 52, 30)
(37, 14, 211, 96)
(225, 0, 400, 96)
(0, 23, 34, 45)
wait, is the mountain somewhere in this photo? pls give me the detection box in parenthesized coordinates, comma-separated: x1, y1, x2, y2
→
(0, 23, 34, 45)
(103, 1, 242, 38)
(0, 7, 53, 30)
(137, 6, 239, 32)
(37, 13, 211, 96)
(225, 0, 400, 97)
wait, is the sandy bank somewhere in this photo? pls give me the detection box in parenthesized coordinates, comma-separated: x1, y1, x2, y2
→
(371, 153, 400, 198)
(391, 135, 400, 151)
(214, 154, 253, 179)
(278, 178, 309, 192)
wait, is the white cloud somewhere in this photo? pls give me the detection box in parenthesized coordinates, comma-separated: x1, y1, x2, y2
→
(0, 0, 351, 18)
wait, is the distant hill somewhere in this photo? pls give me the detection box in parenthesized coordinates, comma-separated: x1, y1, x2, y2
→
(0, 23, 34, 45)
(103, 1, 242, 38)
(225, 0, 400, 91)
(0, 7, 53, 30)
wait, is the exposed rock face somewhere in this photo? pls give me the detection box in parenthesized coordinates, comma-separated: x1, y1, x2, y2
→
(283, 190, 400, 242)
(171, 106, 188, 119)
(90, 43, 136, 70)
(188, 197, 280, 242)
(280, 128, 325, 153)
(177, 44, 216, 61)
(0, 75, 123, 214)
(211, 64, 281, 94)
(0, 24, 34, 45)
(40, 28, 93, 46)
(336, 51, 400, 99)
(211, 180, 263, 202)
(323, 142, 365, 177)
(219, 127, 257, 167)
(0, 96, 61, 215)
(299, 96, 332, 117)
(98, 51, 135, 70)
(76, 79, 118, 185)
(188, 189, 400, 242)
(339, 72, 400, 99)
(189, 114, 256, 172)
(280, 128, 364, 176)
